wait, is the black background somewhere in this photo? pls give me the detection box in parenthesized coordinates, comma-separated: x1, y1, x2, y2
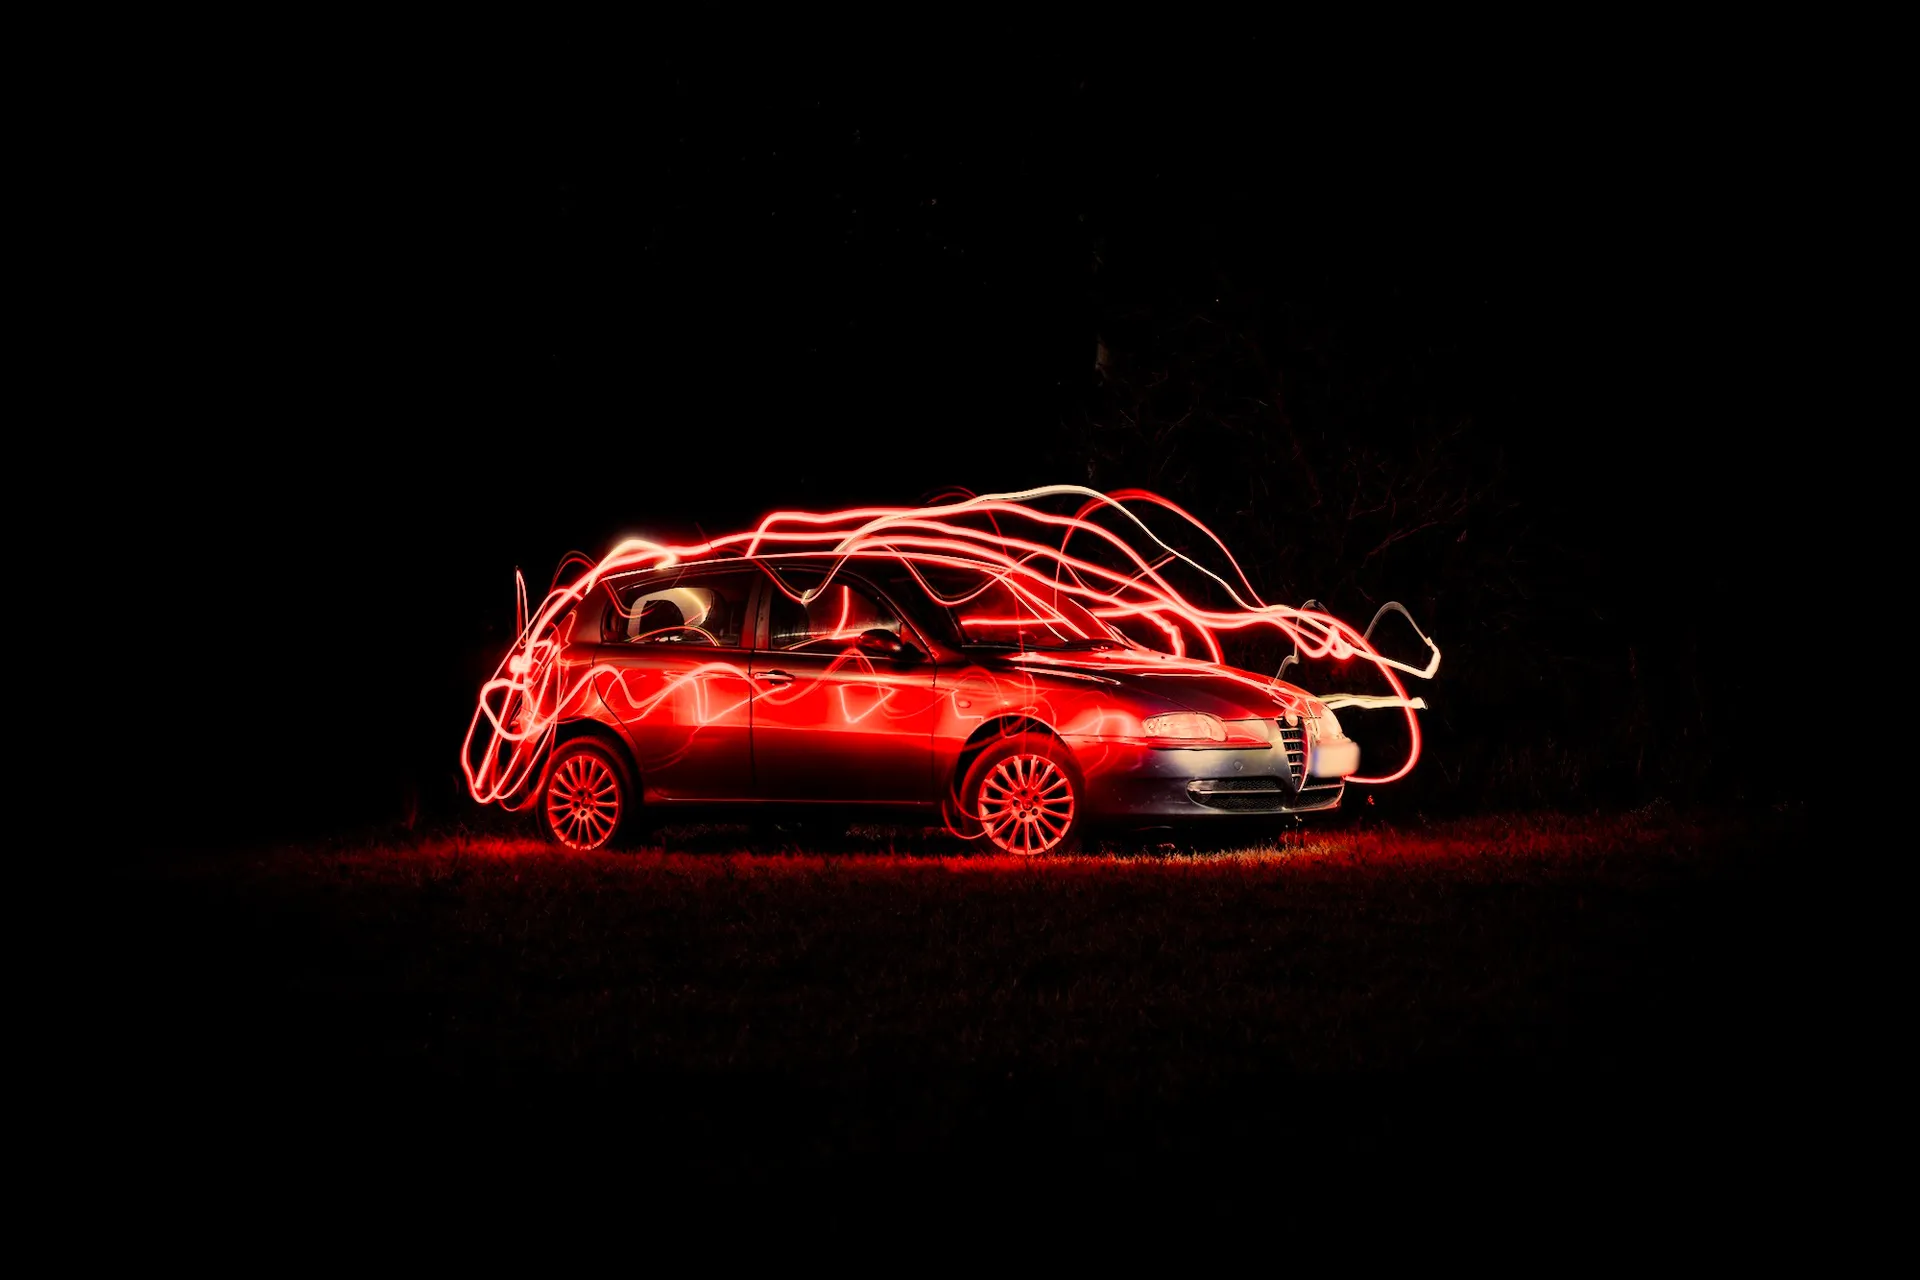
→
(115, 53, 1799, 845)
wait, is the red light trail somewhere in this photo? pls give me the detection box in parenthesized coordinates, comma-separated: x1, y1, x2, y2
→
(461, 486, 1439, 813)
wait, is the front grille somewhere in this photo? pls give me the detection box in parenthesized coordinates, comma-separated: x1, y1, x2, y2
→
(1276, 718, 1306, 785)
(1187, 777, 1288, 811)
(1198, 791, 1291, 812)
(1187, 773, 1345, 813)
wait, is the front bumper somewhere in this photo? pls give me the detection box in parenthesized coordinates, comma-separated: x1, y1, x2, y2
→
(1066, 730, 1356, 819)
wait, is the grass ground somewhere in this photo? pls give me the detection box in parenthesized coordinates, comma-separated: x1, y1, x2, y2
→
(98, 809, 1789, 1206)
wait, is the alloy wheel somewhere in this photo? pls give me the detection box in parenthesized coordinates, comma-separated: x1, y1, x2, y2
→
(545, 751, 622, 850)
(977, 753, 1075, 854)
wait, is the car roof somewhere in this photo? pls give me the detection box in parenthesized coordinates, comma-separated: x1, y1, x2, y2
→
(601, 551, 910, 583)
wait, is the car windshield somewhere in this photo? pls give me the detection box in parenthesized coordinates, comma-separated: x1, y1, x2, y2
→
(908, 566, 1134, 651)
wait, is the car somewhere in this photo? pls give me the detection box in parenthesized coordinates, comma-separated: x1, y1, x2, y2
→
(472, 551, 1375, 854)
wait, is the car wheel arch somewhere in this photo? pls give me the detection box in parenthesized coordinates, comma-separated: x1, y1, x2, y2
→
(951, 713, 1067, 784)
(550, 719, 641, 796)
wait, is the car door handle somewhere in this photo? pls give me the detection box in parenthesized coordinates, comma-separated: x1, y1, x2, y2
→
(759, 669, 794, 685)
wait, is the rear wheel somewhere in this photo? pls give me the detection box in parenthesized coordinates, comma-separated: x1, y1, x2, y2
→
(961, 736, 1082, 855)
(540, 741, 628, 850)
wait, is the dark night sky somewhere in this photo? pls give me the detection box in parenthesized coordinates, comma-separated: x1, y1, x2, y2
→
(118, 57, 1797, 841)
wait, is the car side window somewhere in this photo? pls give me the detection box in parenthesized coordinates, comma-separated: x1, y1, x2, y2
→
(767, 576, 903, 653)
(608, 573, 749, 647)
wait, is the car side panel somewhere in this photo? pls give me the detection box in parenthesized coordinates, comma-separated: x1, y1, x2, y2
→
(589, 641, 756, 801)
(748, 649, 945, 803)
(923, 663, 1148, 791)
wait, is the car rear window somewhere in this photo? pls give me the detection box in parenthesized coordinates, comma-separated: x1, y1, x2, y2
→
(606, 572, 750, 647)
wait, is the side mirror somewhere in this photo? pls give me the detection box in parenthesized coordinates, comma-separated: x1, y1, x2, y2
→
(858, 628, 920, 661)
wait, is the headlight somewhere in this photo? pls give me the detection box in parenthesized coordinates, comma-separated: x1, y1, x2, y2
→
(1141, 712, 1226, 742)
(1311, 704, 1344, 740)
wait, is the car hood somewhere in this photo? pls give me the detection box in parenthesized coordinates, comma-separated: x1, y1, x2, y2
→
(995, 649, 1318, 719)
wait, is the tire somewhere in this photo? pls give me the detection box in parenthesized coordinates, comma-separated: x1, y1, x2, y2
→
(958, 733, 1083, 855)
(538, 740, 630, 851)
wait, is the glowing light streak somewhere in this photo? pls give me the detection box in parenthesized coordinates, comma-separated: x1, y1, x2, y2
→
(462, 486, 1439, 806)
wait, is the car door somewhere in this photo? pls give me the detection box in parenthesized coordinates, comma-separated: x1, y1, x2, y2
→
(749, 570, 942, 804)
(590, 567, 757, 801)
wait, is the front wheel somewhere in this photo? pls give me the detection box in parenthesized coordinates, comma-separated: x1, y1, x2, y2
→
(960, 736, 1082, 855)
(539, 741, 628, 850)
